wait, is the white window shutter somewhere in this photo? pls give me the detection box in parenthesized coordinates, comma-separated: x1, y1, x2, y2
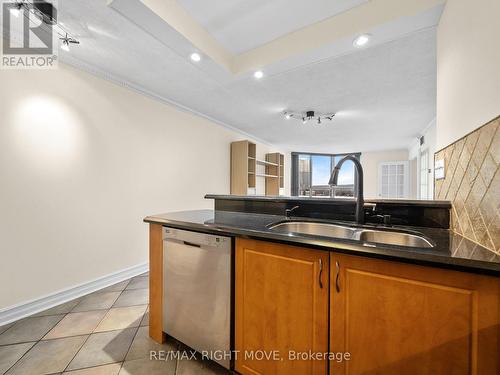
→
(378, 161, 409, 199)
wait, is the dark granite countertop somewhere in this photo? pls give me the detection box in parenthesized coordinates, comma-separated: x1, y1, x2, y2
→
(144, 210, 500, 276)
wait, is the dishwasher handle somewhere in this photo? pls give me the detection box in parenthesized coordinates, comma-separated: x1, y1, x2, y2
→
(182, 241, 201, 248)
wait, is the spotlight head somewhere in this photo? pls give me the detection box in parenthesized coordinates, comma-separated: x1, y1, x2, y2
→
(61, 40, 70, 52)
(10, 7, 20, 17)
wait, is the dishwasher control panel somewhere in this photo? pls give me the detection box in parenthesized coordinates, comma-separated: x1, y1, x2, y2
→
(163, 227, 231, 248)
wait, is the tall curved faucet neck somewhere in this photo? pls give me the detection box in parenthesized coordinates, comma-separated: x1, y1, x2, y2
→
(329, 155, 365, 224)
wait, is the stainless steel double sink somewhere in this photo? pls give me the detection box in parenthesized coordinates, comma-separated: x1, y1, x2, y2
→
(268, 221, 435, 248)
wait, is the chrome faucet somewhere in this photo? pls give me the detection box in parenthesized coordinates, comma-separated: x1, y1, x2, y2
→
(329, 155, 365, 224)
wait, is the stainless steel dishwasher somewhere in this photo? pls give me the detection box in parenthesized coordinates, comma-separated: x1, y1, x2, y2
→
(163, 227, 231, 369)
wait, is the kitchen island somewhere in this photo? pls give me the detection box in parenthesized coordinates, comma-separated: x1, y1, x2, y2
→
(144, 196, 500, 375)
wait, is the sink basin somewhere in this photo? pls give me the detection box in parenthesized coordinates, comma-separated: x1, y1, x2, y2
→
(269, 221, 356, 240)
(268, 221, 435, 248)
(357, 229, 434, 248)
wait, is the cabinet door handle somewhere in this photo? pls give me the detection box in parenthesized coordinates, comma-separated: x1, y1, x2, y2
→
(335, 261, 340, 293)
(318, 259, 323, 289)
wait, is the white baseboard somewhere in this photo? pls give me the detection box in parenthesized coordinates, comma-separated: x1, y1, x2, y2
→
(0, 263, 149, 326)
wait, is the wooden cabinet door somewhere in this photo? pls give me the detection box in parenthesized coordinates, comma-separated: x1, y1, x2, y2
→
(330, 253, 500, 375)
(235, 238, 329, 375)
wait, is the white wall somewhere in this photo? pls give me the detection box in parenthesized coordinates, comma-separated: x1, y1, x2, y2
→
(0, 63, 286, 309)
(361, 150, 409, 199)
(436, 0, 500, 149)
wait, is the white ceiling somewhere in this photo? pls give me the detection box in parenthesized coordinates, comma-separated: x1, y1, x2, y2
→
(176, 0, 368, 54)
(8, 0, 441, 153)
(218, 29, 437, 153)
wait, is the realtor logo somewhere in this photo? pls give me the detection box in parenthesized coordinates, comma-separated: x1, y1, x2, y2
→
(1, 0, 58, 69)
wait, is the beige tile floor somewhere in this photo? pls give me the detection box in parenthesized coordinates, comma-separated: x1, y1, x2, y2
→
(0, 273, 230, 375)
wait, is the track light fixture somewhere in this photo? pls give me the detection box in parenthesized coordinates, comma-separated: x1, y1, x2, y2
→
(13, 1, 81, 51)
(283, 110, 335, 125)
(9, 1, 23, 17)
(60, 33, 79, 52)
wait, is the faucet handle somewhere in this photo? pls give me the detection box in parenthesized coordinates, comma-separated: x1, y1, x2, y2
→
(368, 213, 392, 226)
(285, 205, 300, 219)
(364, 202, 377, 211)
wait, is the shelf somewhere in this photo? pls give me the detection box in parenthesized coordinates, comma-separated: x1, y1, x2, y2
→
(256, 159, 279, 167)
(249, 157, 279, 167)
(249, 173, 279, 178)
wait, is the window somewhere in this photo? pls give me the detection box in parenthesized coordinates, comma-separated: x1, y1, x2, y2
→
(291, 152, 360, 197)
(378, 161, 409, 199)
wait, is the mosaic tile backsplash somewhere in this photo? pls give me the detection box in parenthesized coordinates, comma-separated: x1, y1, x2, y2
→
(435, 116, 499, 254)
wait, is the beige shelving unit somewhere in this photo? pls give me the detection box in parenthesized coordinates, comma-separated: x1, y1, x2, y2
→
(231, 140, 256, 195)
(279, 154, 284, 189)
(265, 152, 285, 196)
(230, 140, 285, 196)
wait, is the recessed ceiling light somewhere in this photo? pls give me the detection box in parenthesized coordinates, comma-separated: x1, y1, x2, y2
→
(353, 34, 371, 48)
(190, 53, 201, 62)
(254, 70, 264, 79)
